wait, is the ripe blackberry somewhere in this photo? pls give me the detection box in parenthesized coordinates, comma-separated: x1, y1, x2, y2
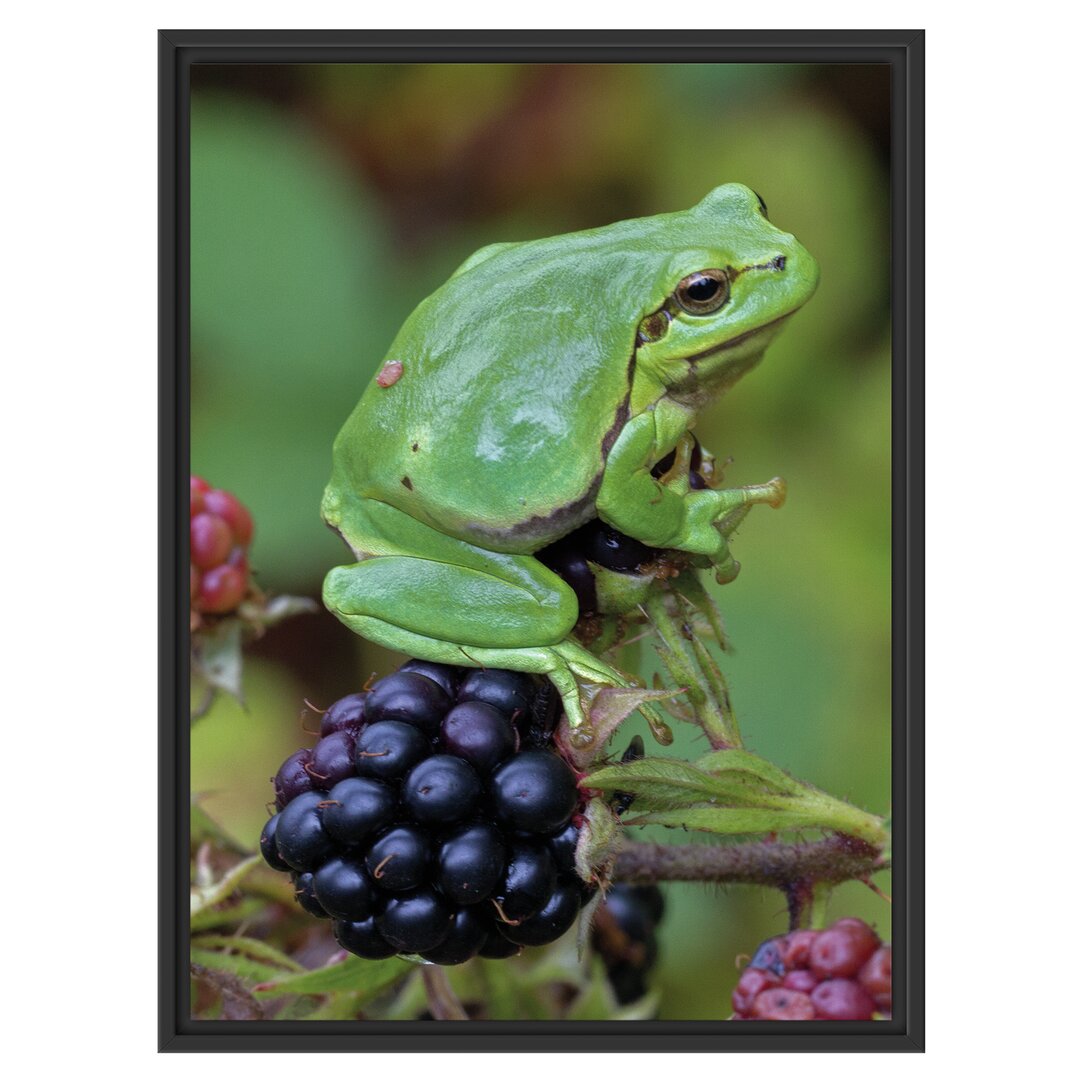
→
(377, 888, 453, 953)
(258, 814, 290, 872)
(731, 917, 891, 1020)
(365, 672, 449, 735)
(366, 825, 432, 893)
(420, 906, 492, 966)
(274, 791, 335, 872)
(189, 477, 254, 617)
(292, 872, 330, 919)
(353, 721, 429, 782)
(435, 823, 506, 905)
(440, 701, 517, 775)
(398, 659, 460, 697)
(490, 750, 578, 835)
(273, 748, 314, 809)
(457, 669, 537, 722)
(262, 658, 591, 964)
(493, 842, 558, 923)
(334, 916, 397, 960)
(499, 879, 581, 947)
(402, 755, 482, 825)
(590, 884, 665, 1004)
(312, 857, 378, 921)
(319, 692, 368, 738)
(307, 729, 358, 791)
(321, 777, 396, 846)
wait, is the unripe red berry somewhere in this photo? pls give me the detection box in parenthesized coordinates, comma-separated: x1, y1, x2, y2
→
(809, 978, 876, 1020)
(199, 564, 247, 613)
(781, 968, 819, 994)
(203, 488, 254, 545)
(779, 928, 818, 969)
(752, 988, 815, 1020)
(858, 944, 892, 1010)
(732, 967, 780, 1015)
(809, 919, 879, 979)
(191, 512, 233, 570)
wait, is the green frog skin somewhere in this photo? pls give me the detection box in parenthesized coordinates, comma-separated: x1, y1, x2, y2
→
(322, 183, 819, 743)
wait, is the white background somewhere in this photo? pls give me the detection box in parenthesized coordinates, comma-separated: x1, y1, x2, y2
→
(5, 3, 1076, 1075)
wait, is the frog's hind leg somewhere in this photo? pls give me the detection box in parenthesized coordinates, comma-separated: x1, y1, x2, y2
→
(322, 502, 633, 737)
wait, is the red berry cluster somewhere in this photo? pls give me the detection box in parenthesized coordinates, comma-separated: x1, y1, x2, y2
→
(732, 917, 891, 1020)
(190, 477, 254, 616)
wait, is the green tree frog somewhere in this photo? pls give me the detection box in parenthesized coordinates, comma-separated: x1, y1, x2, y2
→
(322, 183, 818, 742)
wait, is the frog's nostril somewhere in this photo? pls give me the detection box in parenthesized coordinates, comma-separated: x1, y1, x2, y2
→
(771, 256, 786, 271)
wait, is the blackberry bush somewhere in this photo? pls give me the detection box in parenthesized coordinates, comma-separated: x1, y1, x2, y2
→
(731, 917, 892, 1020)
(260, 660, 590, 965)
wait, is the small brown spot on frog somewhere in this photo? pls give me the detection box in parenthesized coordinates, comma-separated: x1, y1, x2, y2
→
(401, 476, 414, 491)
(411, 442, 419, 452)
(377, 360, 404, 388)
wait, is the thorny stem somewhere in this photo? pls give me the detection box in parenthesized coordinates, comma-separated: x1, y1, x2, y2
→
(421, 966, 469, 1020)
(613, 834, 888, 890)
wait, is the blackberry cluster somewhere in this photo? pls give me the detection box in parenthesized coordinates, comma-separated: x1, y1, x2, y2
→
(190, 476, 254, 616)
(260, 660, 593, 964)
(590, 883, 665, 1003)
(536, 437, 707, 616)
(732, 917, 892, 1020)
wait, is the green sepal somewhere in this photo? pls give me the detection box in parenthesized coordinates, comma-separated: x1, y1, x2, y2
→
(591, 562, 658, 616)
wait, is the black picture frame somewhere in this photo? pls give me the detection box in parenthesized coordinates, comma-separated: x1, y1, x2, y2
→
(161, 28, 924, 1053)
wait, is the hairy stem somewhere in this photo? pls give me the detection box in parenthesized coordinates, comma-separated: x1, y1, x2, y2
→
(613, 835, 888, 889)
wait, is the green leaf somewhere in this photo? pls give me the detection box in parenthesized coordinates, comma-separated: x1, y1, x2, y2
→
(190, 896, 266, 933)
(585, 756, 792, 812)
(253, 955, 410, 1000)
(191, 946, 292, 986)
(191, 618, 245, 708)
(623, 805, 838, 835)
(190, 854, 261, 918)
(192, 934, 304, 973)
(694, 748, 803, 796)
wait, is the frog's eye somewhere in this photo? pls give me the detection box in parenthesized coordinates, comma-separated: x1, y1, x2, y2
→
(673, 270, 730, 315)
(753, 190, 769, 219)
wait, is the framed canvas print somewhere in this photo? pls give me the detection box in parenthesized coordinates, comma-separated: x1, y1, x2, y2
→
(161, 29, 924, 1052)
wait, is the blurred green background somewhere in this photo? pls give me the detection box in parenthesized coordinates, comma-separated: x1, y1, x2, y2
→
(190, 62, 891, 1020)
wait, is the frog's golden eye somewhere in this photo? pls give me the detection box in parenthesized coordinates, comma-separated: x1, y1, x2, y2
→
(673, 269, 730, 315)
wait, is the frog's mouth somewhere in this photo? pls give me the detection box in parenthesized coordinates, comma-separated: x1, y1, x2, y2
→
(681, 310, 795, 368)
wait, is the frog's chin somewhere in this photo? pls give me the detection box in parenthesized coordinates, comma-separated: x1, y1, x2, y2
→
(666, 313, 792, 407)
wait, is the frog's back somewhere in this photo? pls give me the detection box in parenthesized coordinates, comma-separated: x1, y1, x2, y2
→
(330, 227, 654, 554)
